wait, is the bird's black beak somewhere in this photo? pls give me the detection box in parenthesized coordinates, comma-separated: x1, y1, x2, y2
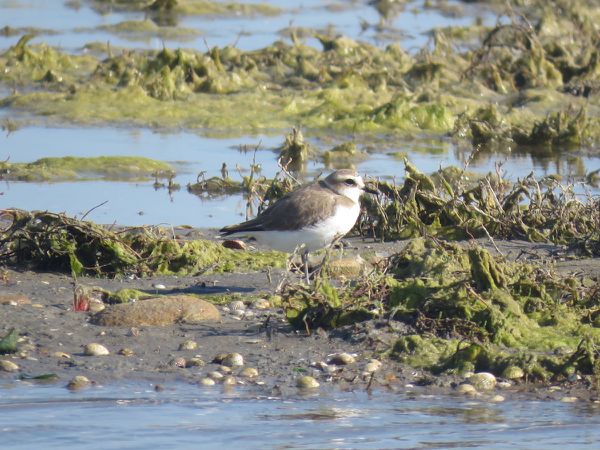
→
(362, 184, 379, 195)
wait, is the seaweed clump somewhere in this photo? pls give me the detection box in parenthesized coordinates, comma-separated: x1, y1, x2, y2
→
(0, 209, 285, 277)
(281, 237, 600, 382)
(360, 160, 600, 253)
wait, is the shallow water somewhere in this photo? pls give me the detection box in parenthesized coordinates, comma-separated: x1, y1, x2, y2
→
(2, 126, 598, 227)
(1, 382, 600, 449)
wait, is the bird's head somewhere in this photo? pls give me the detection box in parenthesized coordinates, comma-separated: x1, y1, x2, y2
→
(323, 169, 378, 203)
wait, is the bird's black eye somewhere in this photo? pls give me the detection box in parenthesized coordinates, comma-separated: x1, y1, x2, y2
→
(344, 178, 356, 186)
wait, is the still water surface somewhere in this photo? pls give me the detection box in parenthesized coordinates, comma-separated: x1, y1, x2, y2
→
(1, 382, 600, 449)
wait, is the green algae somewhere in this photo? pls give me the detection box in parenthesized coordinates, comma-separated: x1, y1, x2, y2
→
(360, 160, 600, 250)
(3, 10, 600, 143)
(0, 210, 286, 277)
(0, 156, 173, 182)
(89, 0, 281, 16)
(92, 20, 202, 41)
(281, 237, 600, 381)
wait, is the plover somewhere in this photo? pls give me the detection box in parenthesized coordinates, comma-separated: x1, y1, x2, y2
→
(220, 169, 376, 281)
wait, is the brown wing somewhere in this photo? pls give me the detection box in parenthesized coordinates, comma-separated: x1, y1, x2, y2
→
(219, 181, 345, 234)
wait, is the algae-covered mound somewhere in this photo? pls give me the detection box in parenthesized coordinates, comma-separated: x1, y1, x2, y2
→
(282, 237, 600, 382)
(4, 0, 600, 141)
(0, 209, 285, 277)
(361, 160, 600, 253)
(0, 156, 174, 182)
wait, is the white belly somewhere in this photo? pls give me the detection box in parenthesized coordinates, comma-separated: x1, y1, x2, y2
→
(229, 203, 360, 253)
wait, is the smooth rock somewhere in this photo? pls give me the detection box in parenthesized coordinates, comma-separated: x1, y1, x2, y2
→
(328, 352, 356, 365)
(67, 375, 91, 390)
(83, 343, 110, 356)
(490, 395, 505, 402)
(364, 359, 382, 373)
(561, 396, 578, 403)
(178, 340, 198, 351)
(239, 367, 259, 378)
(207, 371, 224, 380)
(468, 372, 497, 391)
(92, 295, 221, 326)
(222, 239, 247, 250)
(251, 298, 271, 310)
(501, 365, 524, 380)
(222, 353, 244, 367)
(0, 360, 19, 372)
(186, 357, 205, 368)
(223, 376, 237, 385)
(53, 351, 71, 359)
(456, 384, 477, 395)
(297, 375, 320, 389)
(199, 377, 216, 386)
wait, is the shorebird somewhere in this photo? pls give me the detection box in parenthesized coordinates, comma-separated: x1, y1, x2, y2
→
(219, 169, 376, 282)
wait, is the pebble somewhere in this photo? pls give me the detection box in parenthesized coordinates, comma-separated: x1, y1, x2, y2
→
(467, 372, 497, 391)
(0, 360, 19, 372)
(218, 365, 232, 374)
(229, 300, 246, 311)
(199, 377, 216, 386)
(364, 359, 382, 373)
(239, 367, 259, 378)
(251, 298, 271, 310)
(297, 375, 320, 389)
(328, 352, 356, 365)
(171, 357, 186, 368)
(501, 365, 524, 380)
(222, 239, 247, 250)
(178, 340, 198, 351)
(490, 395, 505, 402)
(456, 384, 478, 395)
(186, 357, 205, 368)
(83, 343, 110, 356)
(497, 381, 512, 389)
(53, 351, 71, 359)
(222, 353, 244, 367)
(207, 371, 224, 380)
(67, 375, 91, 390)
(561, 396, 578, 403)
(312, 361, 335, 373)
(223, 376, 237, 385)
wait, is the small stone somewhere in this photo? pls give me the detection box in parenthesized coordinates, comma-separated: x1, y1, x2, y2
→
(118, 348, 135, 357)
(0, 294, 30, 306)
(0, 360, 19, 372)
(497, 381, 512, 389)
(468, 372, 497, 391)
(53, 351, 71, 359)
(312, 361, 335, 373)
(501, 365, 524, 380)
(67, 375, 91, 390)
(229, 300, 246, 311)
(207, 371, 224, 380)
(218, 365, 232, 374)
(364, 359, 382, 373)
(561, 396, 578, 403)
(239, 367, 259, 378)
(83, 343, 110, 356)
(153, 284, 166, 290)
(297, 375, 320, 389)
(490, 395, 505, 402)
(86, 298, 105, 313)
(186, 357, 205, 368)
(456, 384, 478, 395)
(171, 357, 186, 368)
(222, 239, 247, 250)
(251, 298, 271, 310)
(222, 353, 244, 367)
(223, 376, 237, 385)
(328, 352, 356, 365)
(199, 377, 216, 386)
(178, 340, 198, 351)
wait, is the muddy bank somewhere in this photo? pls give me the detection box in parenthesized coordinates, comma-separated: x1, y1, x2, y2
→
(1, 234, 599, 402)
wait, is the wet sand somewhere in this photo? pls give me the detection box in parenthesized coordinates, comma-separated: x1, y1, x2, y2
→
(1, 233, 599, 401)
